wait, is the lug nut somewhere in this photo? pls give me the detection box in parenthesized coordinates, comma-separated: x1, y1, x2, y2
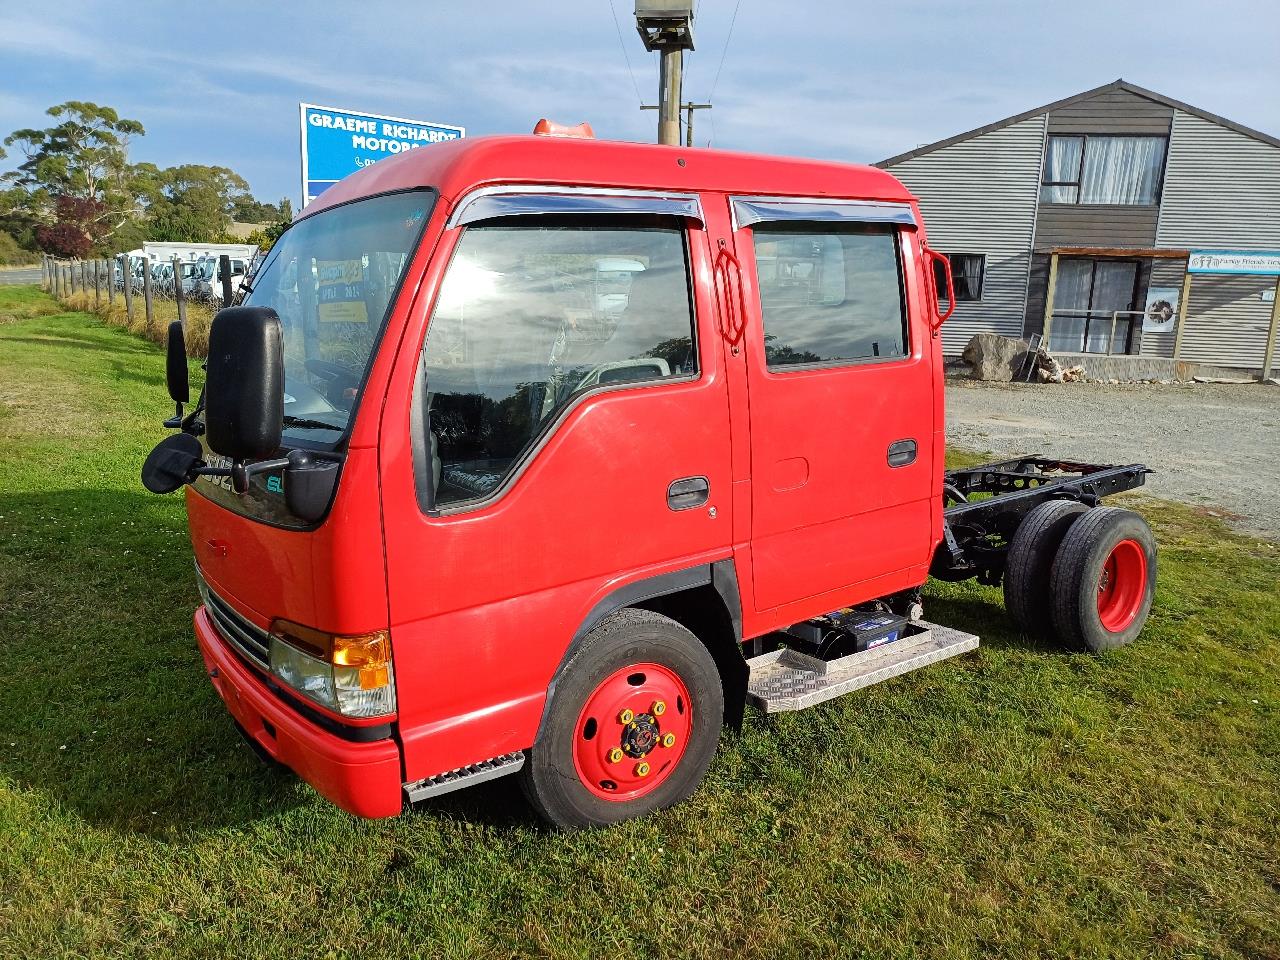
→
(608, 747, 623, 764)
(634, 761, 651, 777)
(652, 700, 667, 716)
(618, 708, 635, 724)
(661, 732, 676, 748)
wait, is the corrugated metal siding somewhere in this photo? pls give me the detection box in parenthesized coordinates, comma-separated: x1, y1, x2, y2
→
(1035, 205, 1159, 248)
(1157, 111, 1280, 248)
(885, 116, 1045, 354)
(1023, 253, 1051, 337)
(1136, 258, 1186, 358)
(1047, 89, 1173, 136)
(1178, 274, 1275, 368)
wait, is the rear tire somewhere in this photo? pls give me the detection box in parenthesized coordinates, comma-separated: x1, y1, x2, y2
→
(520, 608, 723, 829)
(1003, 499, 1089, 639)
(1050, 506, 1157, 652)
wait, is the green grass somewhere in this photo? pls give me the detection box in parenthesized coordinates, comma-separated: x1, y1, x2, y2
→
(1, 286, 1277, 959)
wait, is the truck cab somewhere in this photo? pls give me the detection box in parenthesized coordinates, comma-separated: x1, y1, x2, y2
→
(144, 130, 1156, 828)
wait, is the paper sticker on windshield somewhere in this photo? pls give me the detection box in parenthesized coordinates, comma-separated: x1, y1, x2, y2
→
(317, 259, 369, 324)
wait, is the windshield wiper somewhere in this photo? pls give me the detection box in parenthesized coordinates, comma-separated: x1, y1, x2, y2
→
(283, 415, 344, 432)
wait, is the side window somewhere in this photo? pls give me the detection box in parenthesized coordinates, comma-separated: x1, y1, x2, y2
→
(933, 253, 985, 302)
(423, 221, 695, 507)
(752, 225, 907, 367)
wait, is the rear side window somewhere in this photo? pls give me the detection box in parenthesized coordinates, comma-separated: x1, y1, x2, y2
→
(423, 222, 694, 507)
(752, 225, 907, 367)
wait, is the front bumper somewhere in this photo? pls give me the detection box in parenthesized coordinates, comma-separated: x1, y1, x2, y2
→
(194, 606, 404, 818)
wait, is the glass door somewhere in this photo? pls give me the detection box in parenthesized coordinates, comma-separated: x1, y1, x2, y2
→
(1048, 258, 1141, 354)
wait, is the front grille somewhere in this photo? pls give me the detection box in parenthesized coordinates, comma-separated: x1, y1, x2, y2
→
(196, 567, 271, 669)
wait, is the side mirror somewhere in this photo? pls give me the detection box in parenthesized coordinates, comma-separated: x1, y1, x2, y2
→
(166, 321, 190, 405)
(205, 306, 284, 460)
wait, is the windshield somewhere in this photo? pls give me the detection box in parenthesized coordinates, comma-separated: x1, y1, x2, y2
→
(241, 190, 432, 443)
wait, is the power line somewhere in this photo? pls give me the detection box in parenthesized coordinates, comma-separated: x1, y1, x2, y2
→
(708, 0, 742, 103)
(607, 0, 645, 106)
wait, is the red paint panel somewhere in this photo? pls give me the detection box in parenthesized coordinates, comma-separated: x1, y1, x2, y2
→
(195, 609, 403, 818)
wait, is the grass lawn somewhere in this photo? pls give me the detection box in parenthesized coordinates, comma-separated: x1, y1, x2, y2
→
(1, 287, 1277, 959)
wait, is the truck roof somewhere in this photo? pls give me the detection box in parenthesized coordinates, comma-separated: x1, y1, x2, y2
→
(300, 134, 916, 220)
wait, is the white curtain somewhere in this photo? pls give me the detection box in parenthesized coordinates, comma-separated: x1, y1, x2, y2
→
(1041, 136, 1083, 203)
(1079, 137, 1165, 204)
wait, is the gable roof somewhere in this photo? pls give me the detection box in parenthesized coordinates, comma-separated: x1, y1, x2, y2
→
(877, 79, 1280, 167)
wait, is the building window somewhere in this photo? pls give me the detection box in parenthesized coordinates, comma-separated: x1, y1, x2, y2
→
(752, 225, 907, 368)
(1040, 135, 1167, 205)
(422, 222, 695, 506)
(933, 253, 985, 302)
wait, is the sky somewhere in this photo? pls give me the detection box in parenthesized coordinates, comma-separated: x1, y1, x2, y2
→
(2, 0, 1278, 209)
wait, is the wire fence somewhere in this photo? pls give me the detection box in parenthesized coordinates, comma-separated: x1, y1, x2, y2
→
(37, 252, 239, 357)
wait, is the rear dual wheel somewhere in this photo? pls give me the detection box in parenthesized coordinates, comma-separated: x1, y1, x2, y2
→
(1004, 502, 1156, 652)
(1050, 506, 1157, 652)
(521, 608, 723, 829)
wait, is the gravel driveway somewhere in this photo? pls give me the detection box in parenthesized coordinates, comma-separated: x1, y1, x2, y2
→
(945, 379, 1280, 540)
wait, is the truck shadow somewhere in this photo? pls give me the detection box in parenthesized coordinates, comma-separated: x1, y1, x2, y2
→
(0, 486, 307, 837)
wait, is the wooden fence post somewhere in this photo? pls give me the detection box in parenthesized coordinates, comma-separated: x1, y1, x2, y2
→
(94, 259, 101, 309)
(173, 256, 188, 327)
(219, 254, 233, 308)
(142, 255, 154, 333)
(123, 256, 134, 321)
(107, 256, 115, 305)
(40, 255, 48, 290)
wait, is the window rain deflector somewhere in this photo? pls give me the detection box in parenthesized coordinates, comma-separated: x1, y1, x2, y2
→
(732, 197, 918, 230)
(452, 192, 703, 227)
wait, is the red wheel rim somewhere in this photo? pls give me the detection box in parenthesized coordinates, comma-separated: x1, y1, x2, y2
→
(1097, 538, 1148, 633)
(572, 662, 693, 802)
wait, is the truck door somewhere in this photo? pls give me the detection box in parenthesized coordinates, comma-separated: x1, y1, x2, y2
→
(376, 190, 734, 780)
(726, 197, 937, 622)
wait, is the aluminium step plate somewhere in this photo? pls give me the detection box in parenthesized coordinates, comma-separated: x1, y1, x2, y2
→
(403, 751, 525, 804)
(746, 621, 979, 713)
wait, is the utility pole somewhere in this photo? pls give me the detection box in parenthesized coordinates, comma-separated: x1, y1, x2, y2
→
(641, 101, 712, 147)
(634, 2, 696, 146)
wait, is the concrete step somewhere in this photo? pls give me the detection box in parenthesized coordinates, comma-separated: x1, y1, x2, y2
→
(745, 622, 979, 713)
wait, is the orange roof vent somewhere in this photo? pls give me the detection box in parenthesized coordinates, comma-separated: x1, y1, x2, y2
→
(533, 119, 596, 139)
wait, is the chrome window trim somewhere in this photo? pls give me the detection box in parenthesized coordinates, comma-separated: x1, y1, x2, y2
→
(730, 196, 918, 231)
(448, 184, 704, 228)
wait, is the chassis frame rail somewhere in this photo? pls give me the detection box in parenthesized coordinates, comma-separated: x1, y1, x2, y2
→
(934, 457, 1151, 584)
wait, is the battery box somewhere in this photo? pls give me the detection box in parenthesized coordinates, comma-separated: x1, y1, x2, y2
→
(783, 609, 909, 660)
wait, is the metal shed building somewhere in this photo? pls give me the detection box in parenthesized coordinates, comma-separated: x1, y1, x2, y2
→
(878, 80, 1280, 378)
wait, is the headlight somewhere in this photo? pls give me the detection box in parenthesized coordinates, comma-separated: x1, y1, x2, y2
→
(268, 620, 396, 719)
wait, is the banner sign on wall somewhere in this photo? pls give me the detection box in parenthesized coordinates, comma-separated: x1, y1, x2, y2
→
(300, 103, 464, 207)
(1187, 250, 1280, 276)
(1143, 286, 1180, 332)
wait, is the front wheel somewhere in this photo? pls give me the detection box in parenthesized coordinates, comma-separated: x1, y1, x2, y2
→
(520, 608, 723, 829)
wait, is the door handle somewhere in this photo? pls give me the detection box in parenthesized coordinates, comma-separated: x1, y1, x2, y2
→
(887, 439, 917, 468)
(667, 476, 710, 511)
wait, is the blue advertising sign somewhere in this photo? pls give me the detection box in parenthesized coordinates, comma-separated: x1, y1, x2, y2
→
(299, 103, 464, 207)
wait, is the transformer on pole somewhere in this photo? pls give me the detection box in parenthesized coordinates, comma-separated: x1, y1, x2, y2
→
(634, 1, 696, 146)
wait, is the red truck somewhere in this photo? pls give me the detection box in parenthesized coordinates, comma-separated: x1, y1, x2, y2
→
(143, 126, 1158, 828)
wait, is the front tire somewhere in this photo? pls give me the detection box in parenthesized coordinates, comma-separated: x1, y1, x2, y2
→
(1049, 507, 1157, 652)
(521, 608, 723, 829)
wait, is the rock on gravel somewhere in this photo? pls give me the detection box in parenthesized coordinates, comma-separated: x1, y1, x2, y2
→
(945, 379, 1280, 540)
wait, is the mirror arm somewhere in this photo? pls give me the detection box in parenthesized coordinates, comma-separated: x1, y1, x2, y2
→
(180, 384, 207, 435)
(230, 455, 292, 494)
